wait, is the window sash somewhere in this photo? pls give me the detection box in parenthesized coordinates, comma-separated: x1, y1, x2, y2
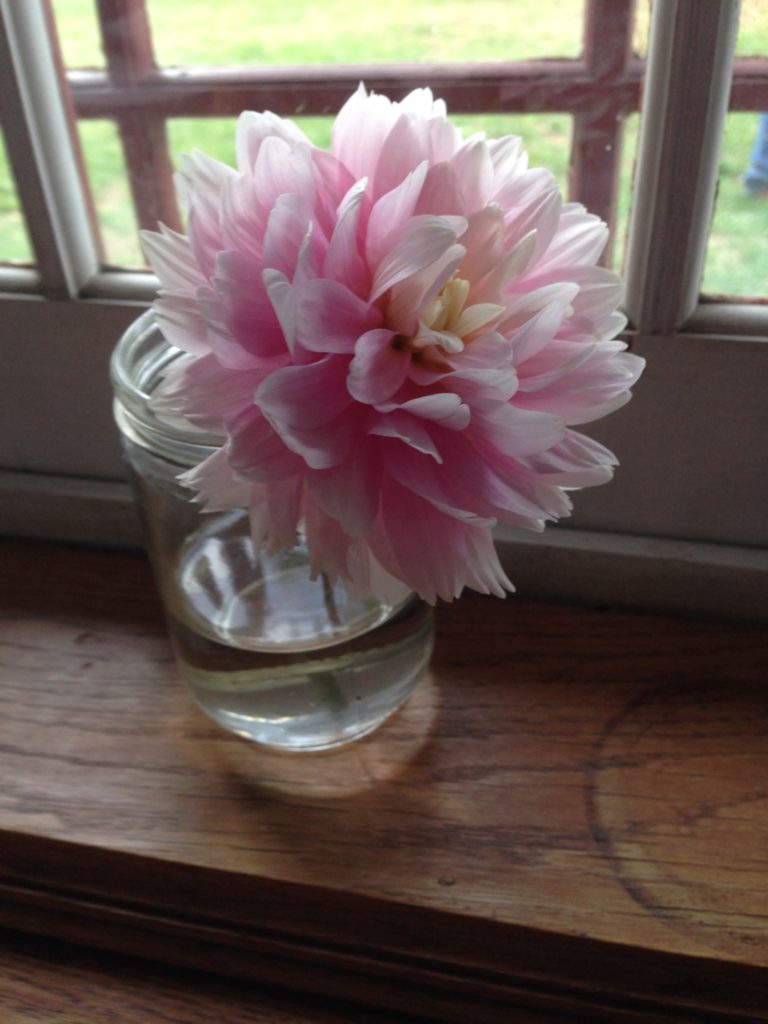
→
(0, 0, 99, 295)
(0, 0, 767, 618)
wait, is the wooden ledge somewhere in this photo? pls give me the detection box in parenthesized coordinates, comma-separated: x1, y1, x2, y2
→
(0, 540, 766, 1022)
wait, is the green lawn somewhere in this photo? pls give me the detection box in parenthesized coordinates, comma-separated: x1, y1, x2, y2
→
(1, 0, 766, 298)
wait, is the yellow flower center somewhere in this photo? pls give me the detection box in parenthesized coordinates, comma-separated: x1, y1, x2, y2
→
(422, 277, 471, 334)
(411, 276, 505, 356)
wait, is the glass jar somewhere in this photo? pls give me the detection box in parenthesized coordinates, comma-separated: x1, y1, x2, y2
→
(111, 311, 434, 752)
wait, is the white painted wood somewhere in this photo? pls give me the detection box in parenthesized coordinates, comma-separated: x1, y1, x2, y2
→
(0, 0, 99, 296)
(0, 472, 141, 548)
(2, 468, 764, 622)
(623, 0, 741, 333)
(1, 299, 766, 549)
(687, 302, 768, 339)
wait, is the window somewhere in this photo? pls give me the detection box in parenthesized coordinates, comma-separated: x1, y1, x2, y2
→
(1, 0, 766, 614)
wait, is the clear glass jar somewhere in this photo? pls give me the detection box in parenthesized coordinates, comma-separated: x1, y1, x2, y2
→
(111, 311, 434, 752)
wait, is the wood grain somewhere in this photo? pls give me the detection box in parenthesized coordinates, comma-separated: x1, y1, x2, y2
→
(0, 540, 766, 1022)
(0, 927, 428, 1023)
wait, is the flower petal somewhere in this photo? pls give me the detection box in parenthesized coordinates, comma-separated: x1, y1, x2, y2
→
(295, 279, 382, 354)
(348, 329, 410, 405)
(369, 215, 467, 302)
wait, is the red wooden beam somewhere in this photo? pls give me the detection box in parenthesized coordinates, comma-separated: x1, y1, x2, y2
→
(569, 0, 637, 266)
(95, 0, 179, 232)
(67, 61, 644, 119)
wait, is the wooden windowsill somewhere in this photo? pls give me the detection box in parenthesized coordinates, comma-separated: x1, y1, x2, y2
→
(1, 540, 766, 1022)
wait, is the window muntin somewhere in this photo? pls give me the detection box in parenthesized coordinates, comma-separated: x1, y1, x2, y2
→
(37, 0, 643, 276)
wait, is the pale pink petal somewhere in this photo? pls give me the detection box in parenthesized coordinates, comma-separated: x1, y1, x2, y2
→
(367, 409, 442, 461)
(372, 480, 511, 602)
(515, 350, 645, 425)
(414, 162, 465, 217)
(151, 352, 258, 431)
(294, 279, 382, 354)
(385, 242, 465, 336)
(220, 173, 268, 260)
(348, 329, 410, 404)
(504, 182, 562, 264)
(227, 405, 304, 482)
(311, 148, 357, 214)
(212, 251, 289, 360)
(472, 403, 565, 457)
(450, 136, 494, 211)
(246, 477, 300, 554)
(178, 447, 251, 511)
(303, 493, 356, 584)
(535, 204, 609, 272)
(487, 135, 527, 180)
(262, 193, 317, 279)
(369, 215, 467, 302)
(520, 429, 618, 487)
(236, 110, 310, 173)
(398, 393, 470, 430)
(141, 225, 205, 294)
(176, 151, 237, 278)
(366, 162, 428, 272)
(262, 269, 297, 357)
(256, 358, 361, 468)
(175, 149, 236, 215)
(331, 84, 399, 181)
(322, 180, 370, 294)
(447, 366, 519, 405)
(383, 432, 549, 525)
(153, 294, 210, 356)
(252, 135, 316, 213)
(372, 112, 434, 198)
(307, 438, 381, 536)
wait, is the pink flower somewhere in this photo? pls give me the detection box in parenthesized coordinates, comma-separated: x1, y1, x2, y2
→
(142, 85, 644, 604)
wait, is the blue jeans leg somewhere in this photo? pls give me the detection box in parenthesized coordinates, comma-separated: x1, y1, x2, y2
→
(744, 113, 768, 196)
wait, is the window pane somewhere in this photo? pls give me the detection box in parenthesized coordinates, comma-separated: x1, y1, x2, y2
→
(631, 0, 651, 58)
(148, 0, 583, 66)
(736, 0, 768, 56)
(50, 0, 105, 68)
(702, 112, 768, 298)
(77, 121, 144, 268)
(701, 2, 768, 298)
(0, 127, 33, 264)
(615, 112, 640, 273)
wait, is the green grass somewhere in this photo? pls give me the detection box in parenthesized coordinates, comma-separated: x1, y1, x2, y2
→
(1, 0, 766, 298)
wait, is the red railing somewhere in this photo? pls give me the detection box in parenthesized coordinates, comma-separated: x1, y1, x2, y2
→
(58, 0, 768, 266)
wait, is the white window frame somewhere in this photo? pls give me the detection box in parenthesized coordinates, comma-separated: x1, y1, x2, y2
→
(1, 0, 766, 621)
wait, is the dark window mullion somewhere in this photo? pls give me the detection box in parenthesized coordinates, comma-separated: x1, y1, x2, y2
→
(569, 0, 637, 266)
(95, 0, 179, 233)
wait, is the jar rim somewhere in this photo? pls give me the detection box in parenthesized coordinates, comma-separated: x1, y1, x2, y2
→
(111, 309, 224, 461)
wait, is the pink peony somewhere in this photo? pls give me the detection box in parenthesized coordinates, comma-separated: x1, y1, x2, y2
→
(142, 85, 644, 604)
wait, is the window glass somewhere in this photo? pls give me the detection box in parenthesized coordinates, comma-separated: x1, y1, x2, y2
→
(631, 0, 651, 58)
(736, 0, 768, 56)
(77, 120, 143, 268)
(148, 0, 583, 66)
(615, 112, 640, 272)
(0, 127, 33, 264)
(50, 0, 105, 68)
(702, 4, 768, 298)
(702, 112, 768, 298)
